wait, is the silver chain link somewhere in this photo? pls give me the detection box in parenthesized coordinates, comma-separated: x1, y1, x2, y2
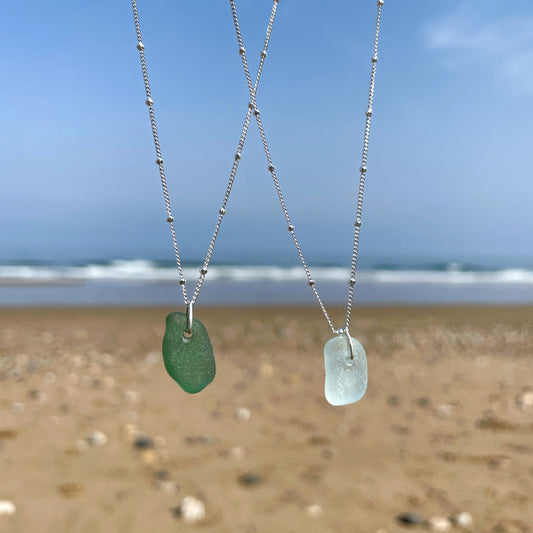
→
(229, 0, 384, 334)
(131, 0, 279, 306)
(131, 0, 188, 303)
(229, 0, 337, 333)
(131, 0, 384, 335)
(345, 0, 384, 331)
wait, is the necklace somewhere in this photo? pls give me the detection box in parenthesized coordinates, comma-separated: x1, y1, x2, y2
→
(130, 0, 385, 405)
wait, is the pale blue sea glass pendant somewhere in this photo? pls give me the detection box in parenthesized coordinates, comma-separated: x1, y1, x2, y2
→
(324, 332, 367, 406)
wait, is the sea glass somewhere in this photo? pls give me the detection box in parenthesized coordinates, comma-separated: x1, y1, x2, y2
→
(162, 312, 216, 394)
(324, 335, 367, 406)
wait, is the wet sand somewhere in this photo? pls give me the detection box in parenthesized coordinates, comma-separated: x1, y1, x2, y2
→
(0, 305, 532, 532)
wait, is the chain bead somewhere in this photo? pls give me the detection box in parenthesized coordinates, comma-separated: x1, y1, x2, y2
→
(254, 108, 260, 116)
(156, 157, 163, 165)
(360, 166, 367, 173)
(366, 107, 373, 117)
(268, 164, 275, 172)
(308, 279, 315, 286)
(234, 152, 242, 160)
(372, 55, 378, 63)
(179, 279, 186, 286)
(248, 102, 255, 109)
(239, 46, 246, 55)
(200, 267, 208, 275)
(288, 224, 295, 232)
(166, 216, 174, 223)
(349, 278, 356, 286)
(378, 0, 384, 6)
(137, 41, 145, 51)
(355, 218, 362, 227)
(260, 50, 267, 59)
(219, 207, 226, 215)
(145, 97, 153, 106)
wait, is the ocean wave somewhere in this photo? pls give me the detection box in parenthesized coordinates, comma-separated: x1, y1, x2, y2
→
(1, 260, 533, 285)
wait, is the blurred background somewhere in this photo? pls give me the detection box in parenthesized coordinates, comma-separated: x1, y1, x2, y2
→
(1, 3, 533, 533)
(1, 0, 532, 307)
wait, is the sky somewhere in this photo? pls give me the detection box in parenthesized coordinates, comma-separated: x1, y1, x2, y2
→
(1, 0, 533, 266)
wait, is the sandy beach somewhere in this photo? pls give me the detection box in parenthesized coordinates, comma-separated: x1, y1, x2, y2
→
(0, 305, 532, 532)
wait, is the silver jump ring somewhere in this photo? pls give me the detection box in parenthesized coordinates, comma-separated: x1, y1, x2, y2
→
(338, 327, 355, 360)
(186, 302, 194, 334)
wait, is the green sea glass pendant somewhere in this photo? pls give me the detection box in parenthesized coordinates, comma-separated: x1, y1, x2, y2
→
(162, 311, 216, 394)
(324, 333, 367, 406)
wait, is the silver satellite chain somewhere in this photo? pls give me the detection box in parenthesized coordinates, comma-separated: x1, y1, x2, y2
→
(131, 0, 384, 336)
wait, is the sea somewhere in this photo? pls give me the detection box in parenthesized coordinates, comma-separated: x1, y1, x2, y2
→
(1, 257, 533, 307)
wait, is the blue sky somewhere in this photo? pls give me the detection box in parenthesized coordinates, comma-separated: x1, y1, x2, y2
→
(1, 0, 532, 265)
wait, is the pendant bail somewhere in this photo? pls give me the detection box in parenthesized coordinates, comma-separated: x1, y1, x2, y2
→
(338, 327, 355, 360)
(186, 302, 194, 334)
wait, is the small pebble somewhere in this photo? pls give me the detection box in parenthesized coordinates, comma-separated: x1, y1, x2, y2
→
(414, 397, 431, 408)
(451, 511, 473, 528)
(0, 430, 17, 440)
(0, 500, 16, 516)
(12, 402, 24, 413)
(125, 390, 141, 404)
(238, 472, 263, 487)
(308, 436, 331, 446)
(122, 424, 138, 440)
(57, 482, 84, 499)
(133, 435, 154, 450)
(185, 435, 214, 446)
(428, 516, 452, 532)
(516, 391, 533, 410)
(235, 407, 251, 422)
(306, 504, 323, 518)
(435, 404, 454, 418)
(229, 446, 246, 460)
(140, 450, 158, 465)
(28, 389, 47, 403)
(155, 480, 179, 495)
(178, 496, 206, 523)
(397, 512, 425, 526)
(86, 431, 108, 447)
(488, 455, 512, 470)
(260, 363, 274, 377)
(144, 352, 160, 368)
(321, 448, 333, 459)
(387, 395, 401, 407)
(154, 469, 171, 481)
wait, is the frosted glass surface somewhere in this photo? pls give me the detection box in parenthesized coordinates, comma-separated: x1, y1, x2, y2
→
(324, 335, 367, 406)
(162, 312, 216, 394)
